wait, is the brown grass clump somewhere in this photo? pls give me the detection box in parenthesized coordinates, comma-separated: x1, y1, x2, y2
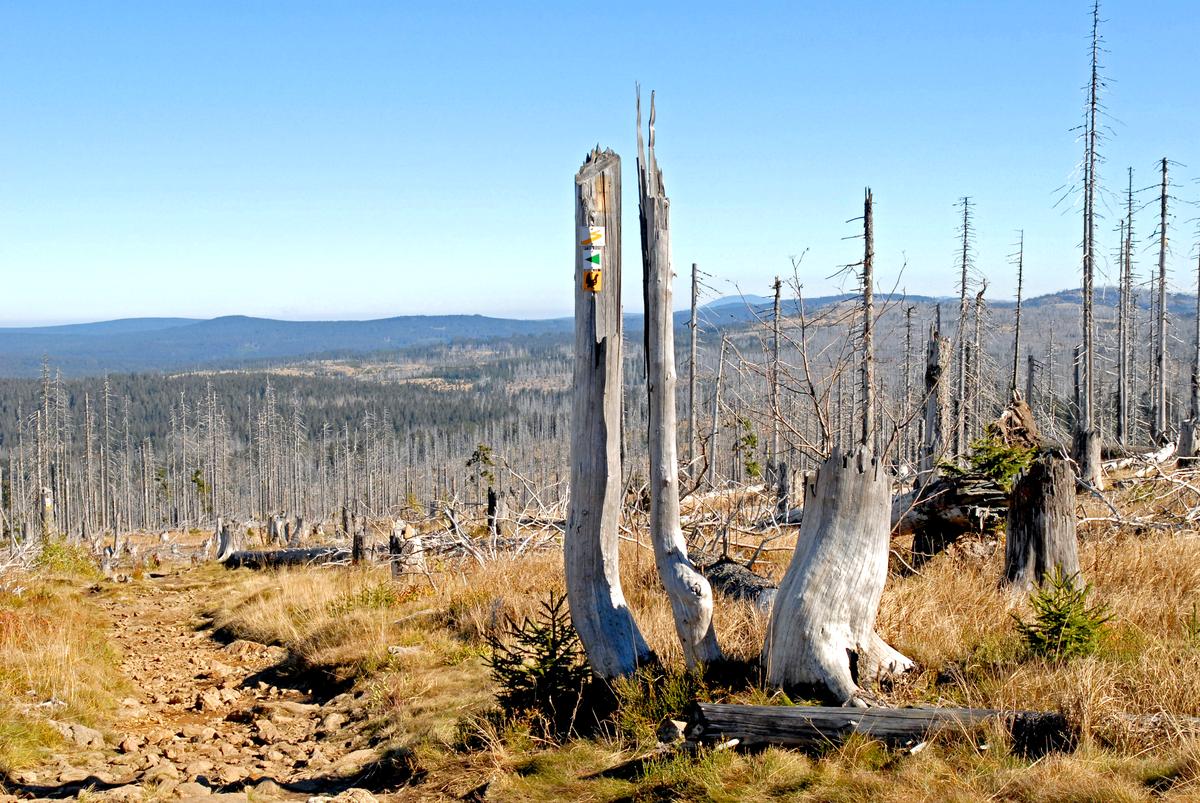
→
(0, 549, 123, 774)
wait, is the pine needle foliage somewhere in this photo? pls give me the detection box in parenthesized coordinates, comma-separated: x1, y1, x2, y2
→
(486, 592, 590, 738)
(1013, 569, 1111, 660)
(942, 424, 1035, 491)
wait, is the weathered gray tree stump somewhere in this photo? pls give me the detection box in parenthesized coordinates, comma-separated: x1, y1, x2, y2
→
(1003, 452, 1081, 591)
(351, 526, 365, 566)
(764, 446, 912, 705)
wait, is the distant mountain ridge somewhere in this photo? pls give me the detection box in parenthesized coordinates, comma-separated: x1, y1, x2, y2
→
(0, 314, 572, 376)
(1, 287, 1190, 377)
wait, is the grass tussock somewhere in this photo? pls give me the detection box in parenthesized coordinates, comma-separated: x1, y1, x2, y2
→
(0, 551, 122, 774)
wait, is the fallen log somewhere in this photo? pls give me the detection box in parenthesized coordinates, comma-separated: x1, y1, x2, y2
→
(223, 547, 348, 570)
(777, 472, 1008, 540)
(686, 702, 1074, 758)
(697, 557, 777, 614)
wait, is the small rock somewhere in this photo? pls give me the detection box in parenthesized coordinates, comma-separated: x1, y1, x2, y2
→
(254, 779, 285, 798)
(176, 781, 212, 797)
(196, 688, 225, 711)
(144, 762, 181, 784)
(184, 759, 215, 777)
(319, 712, 346, 734)
(118, 735, 143, 753)
(216, 764, 249, 785)
(254, 718, 283, 745)
(334, 749, 377, 772)
(57, 767, 90, 784)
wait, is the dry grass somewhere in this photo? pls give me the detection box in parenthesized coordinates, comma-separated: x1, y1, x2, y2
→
(0, 543, 124, 774)
(34, 473, 1200, 799)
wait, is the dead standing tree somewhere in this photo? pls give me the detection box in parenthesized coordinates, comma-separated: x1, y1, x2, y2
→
(565, 147, 652, 679)
(764, 189, 912, 705)
(1073, 0, 1103, 489)
(637, 91, 721, 668)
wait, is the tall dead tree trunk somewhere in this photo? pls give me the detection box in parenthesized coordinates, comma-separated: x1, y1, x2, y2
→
(638, 90, 720, 668)
(688, 262, 700, 475)
(1154, 157, 1169, 443)
(955, 197, 973, 460)
(1003, 452, 1081, 591)
(1074, 2, 1104, 489)
(770, 275, 782, 479)
(764, 189, 911, 705)
(1180, 250, 1200, 461)
(566, 146, 651, 679)
(1011, 232, 1024, 399)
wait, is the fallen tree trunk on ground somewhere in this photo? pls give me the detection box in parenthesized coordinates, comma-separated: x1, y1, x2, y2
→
(223, 547, 348, 569)
(696, 556, 777, 614)
(686, 703, 1074, 758)
(777, 472, 1008, 540)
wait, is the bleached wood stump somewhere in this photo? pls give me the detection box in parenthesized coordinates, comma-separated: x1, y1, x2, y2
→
(1003, 452, 1080, 591)
(764, 446, 912, 705)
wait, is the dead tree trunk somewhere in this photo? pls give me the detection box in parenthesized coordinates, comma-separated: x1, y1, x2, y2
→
(1154, 157, 1169, 443)
(1180, 250, 1200, 461)
(638, 91, 720, 668)
(1003, 452, 1081, 592)
(688, 262, 700, 475)
(565, 147, 651, 679)
(764, 447, 912, 704)
(764, 190, 911, 705)
(920, 326, 950, 482)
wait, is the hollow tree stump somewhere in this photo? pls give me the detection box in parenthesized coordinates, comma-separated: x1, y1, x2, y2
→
(1003, 452, 1081, 591)
(764, 446, 913, 705)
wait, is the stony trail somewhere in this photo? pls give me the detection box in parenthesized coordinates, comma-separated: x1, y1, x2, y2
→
(3, 568, 397, 802)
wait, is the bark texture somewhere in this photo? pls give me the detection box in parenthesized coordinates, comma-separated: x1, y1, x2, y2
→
(1003, 452, 1081, 591)
(764, 446, 912, 705)
(637, 91, 720, 668)
(565, 148, 652, 679)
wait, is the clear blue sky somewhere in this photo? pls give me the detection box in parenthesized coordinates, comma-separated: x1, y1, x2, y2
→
(1, 1, 1196, 324)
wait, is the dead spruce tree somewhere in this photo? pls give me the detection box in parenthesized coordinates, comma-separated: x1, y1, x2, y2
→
(764, 189, 912, 705)
(565, 146, 652, 679)
(636, 91, 720, 668)
(1073, 0, 1104, 489)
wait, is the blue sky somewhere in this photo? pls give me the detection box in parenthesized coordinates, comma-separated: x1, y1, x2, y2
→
(0, 1, 1196, 324)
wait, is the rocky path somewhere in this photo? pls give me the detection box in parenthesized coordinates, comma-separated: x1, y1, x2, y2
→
(4, 569, 396, 802)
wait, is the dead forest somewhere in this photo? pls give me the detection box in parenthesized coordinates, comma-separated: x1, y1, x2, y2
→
(10, 3, 1200, 799)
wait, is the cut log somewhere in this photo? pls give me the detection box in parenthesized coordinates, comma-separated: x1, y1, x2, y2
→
(223, 547, 348, 570)
(565, 147, 652, 678)
(1102, 441, 1177, 472)
(638, 90, 720, 669)
(686, 703, 1075, 758)
(764, 446, 912, 705)
(1003, 452, 1080, 591)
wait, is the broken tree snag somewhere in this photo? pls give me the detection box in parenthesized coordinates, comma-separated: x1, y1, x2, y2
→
(352, 526, 365, 566)
(1003, 451, 1081, 592)
(565, 146, 652, 679)
(764, 446, 912, 705)
(920, 326, 951, 483)
(686, 703, 1074, 758)
(994, 395, 1041, 450)
(637, 89, 720, 668)
(214, 517, 240, 563)
(1073, 426, 1104, 490)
